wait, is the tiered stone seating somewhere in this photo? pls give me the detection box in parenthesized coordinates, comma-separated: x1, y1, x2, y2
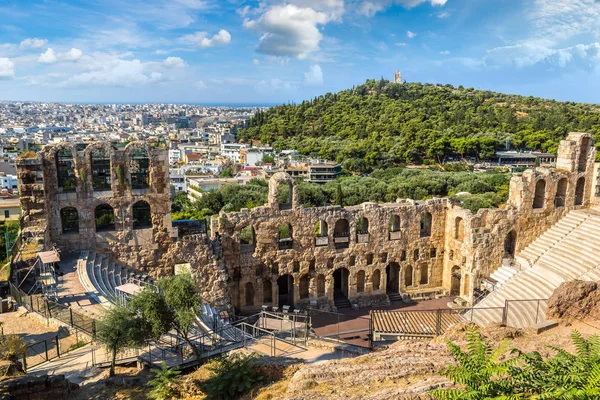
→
(471, 209, 600, 329)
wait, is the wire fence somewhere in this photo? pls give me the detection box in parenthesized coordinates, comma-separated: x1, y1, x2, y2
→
(9, 282, 97, 337)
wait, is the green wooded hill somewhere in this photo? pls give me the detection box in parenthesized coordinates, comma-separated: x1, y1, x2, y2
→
(238, 80, 600, 172)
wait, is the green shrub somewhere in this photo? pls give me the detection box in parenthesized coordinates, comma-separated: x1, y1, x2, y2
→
(203, 354, 262, 400)
(147, 361, 181, 400)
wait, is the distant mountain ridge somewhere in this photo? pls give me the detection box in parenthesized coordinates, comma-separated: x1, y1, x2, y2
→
(238, 80, 600, 172)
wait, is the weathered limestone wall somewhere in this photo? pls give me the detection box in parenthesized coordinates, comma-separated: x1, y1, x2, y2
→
(40, 142, 176, 269)
(14, 132, 597, 313)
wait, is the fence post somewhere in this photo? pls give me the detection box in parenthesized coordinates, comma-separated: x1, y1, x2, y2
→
(502, 300, 509, 326)
(535, 300, 540, 324)
(92, 321, 96, 339)
(69, 308, 73, 327)
(436, 309, 442, 336)
(22, 354, 27, 372)
(44, 340, 49, 362)
(56, 335, 60, 358)
(30, 296, 33, 312)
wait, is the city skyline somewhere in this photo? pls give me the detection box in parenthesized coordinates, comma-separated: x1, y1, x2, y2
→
(0, 0, 599, 104)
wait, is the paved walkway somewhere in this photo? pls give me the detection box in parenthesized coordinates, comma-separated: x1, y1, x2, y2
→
(27, 344, 99, 384)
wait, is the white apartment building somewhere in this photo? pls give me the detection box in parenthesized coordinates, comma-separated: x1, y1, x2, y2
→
(221, 143, 247, 163)
(169, 149, 182, 164)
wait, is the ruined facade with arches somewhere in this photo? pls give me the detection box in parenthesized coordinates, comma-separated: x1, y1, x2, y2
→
(15, 133, 600, 314)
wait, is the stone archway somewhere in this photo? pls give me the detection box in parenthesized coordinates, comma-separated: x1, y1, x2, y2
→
(504, 230, 517, 256)
(333, 267, 349, 299)
(450, 266, 461, 296)
(386, 262, 400, 293)
(277, 274, 294, 306)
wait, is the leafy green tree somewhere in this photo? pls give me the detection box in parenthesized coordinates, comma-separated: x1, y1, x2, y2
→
(97, 306, 151, 377)
(220, 168, 234, 178)
(147, 361, 181, 400)
(157, 274, 202, 360)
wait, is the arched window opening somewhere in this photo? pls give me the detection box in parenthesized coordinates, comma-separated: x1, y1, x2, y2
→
(277, 274, 294, 306)
(575, 177, 585, 206)
(357, 217, 369, 234)
(404, 265, 413, 287)
(450, 266, 461, 296)
(386, 263, 400, 293)
(299, 275, 309, 299)
(60, 207, 79, 234)
(533, 179, 546, 209)
(95, 204, 115, 232)
(420, 264, 428, 285)
(420, 212, 432, 237)
(278, 223, 293, 250)
(132, 201, 152, 229)
(277, 182, 293, 210)
(316, 275, 326, 297)
(56, 148, 76, 192)
(356, 270, 365, 293)
(578, 137, 591, 172)
(504, 230, 517, 256)
(372, 269, 381, 291)
(454, 217, 465, 242)
(240, 225, 255, 247)
(389, 215, 400, 232)
(90, 147, 111, 191)
(315, 220, 328, 237)
(263, 279, 272, 303)
(334, 219, 350, 249)
(129, 147, 150, 189)
(245, 282, 254, 306)
(555, 178, 567, 208)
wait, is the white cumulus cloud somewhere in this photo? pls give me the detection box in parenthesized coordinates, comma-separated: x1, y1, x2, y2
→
(407, 30, 417, 39)
(180, 30, 231, 48)
(304, 64, 323, 86)
(38, 48, 57, 63)
(0, 58, 15, 79)
(38, 48, 83, 64)
(243, 4, 330, 59)
(163, 56, 186, 68)
(20, 38, 48, 49)
(440, 50, 450, 55)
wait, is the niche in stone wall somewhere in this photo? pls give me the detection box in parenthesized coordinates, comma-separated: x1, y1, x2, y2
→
(356, 270, 365, 293)
(454, 217, 465, 242)
(245, 282, 254, 306)
(299, 275, 309, 299)
(578, 136, 591, 173)
(263, 279, 272, 303)
(555, 178, 567, 208)
(575, 177, 585, 206)
(419, 264, 428, 285)
(533, 179, 546, 209)
(316, 275, 326, 297)
(240, 225, 255, 250)
(420, 212, 432, 237)
(372, 269, 381, 291)
(404, 265, 413, 287)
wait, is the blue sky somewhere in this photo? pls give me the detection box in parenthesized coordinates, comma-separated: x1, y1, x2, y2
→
(0, 0, 599, 104)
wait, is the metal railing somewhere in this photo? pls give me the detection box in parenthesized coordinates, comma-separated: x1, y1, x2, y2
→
(9, 282, 97, 337)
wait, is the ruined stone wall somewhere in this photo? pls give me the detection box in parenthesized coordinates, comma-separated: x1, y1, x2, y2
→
(14, 132, 597, 313)
(39, 141, 176, 269)
(215, 172, 448, 312)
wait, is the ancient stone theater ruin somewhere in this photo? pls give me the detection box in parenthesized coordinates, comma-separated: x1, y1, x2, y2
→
(14, 133, 600, 327)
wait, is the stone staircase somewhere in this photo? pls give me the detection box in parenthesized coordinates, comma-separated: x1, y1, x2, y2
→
(471, 208, 600, 329)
